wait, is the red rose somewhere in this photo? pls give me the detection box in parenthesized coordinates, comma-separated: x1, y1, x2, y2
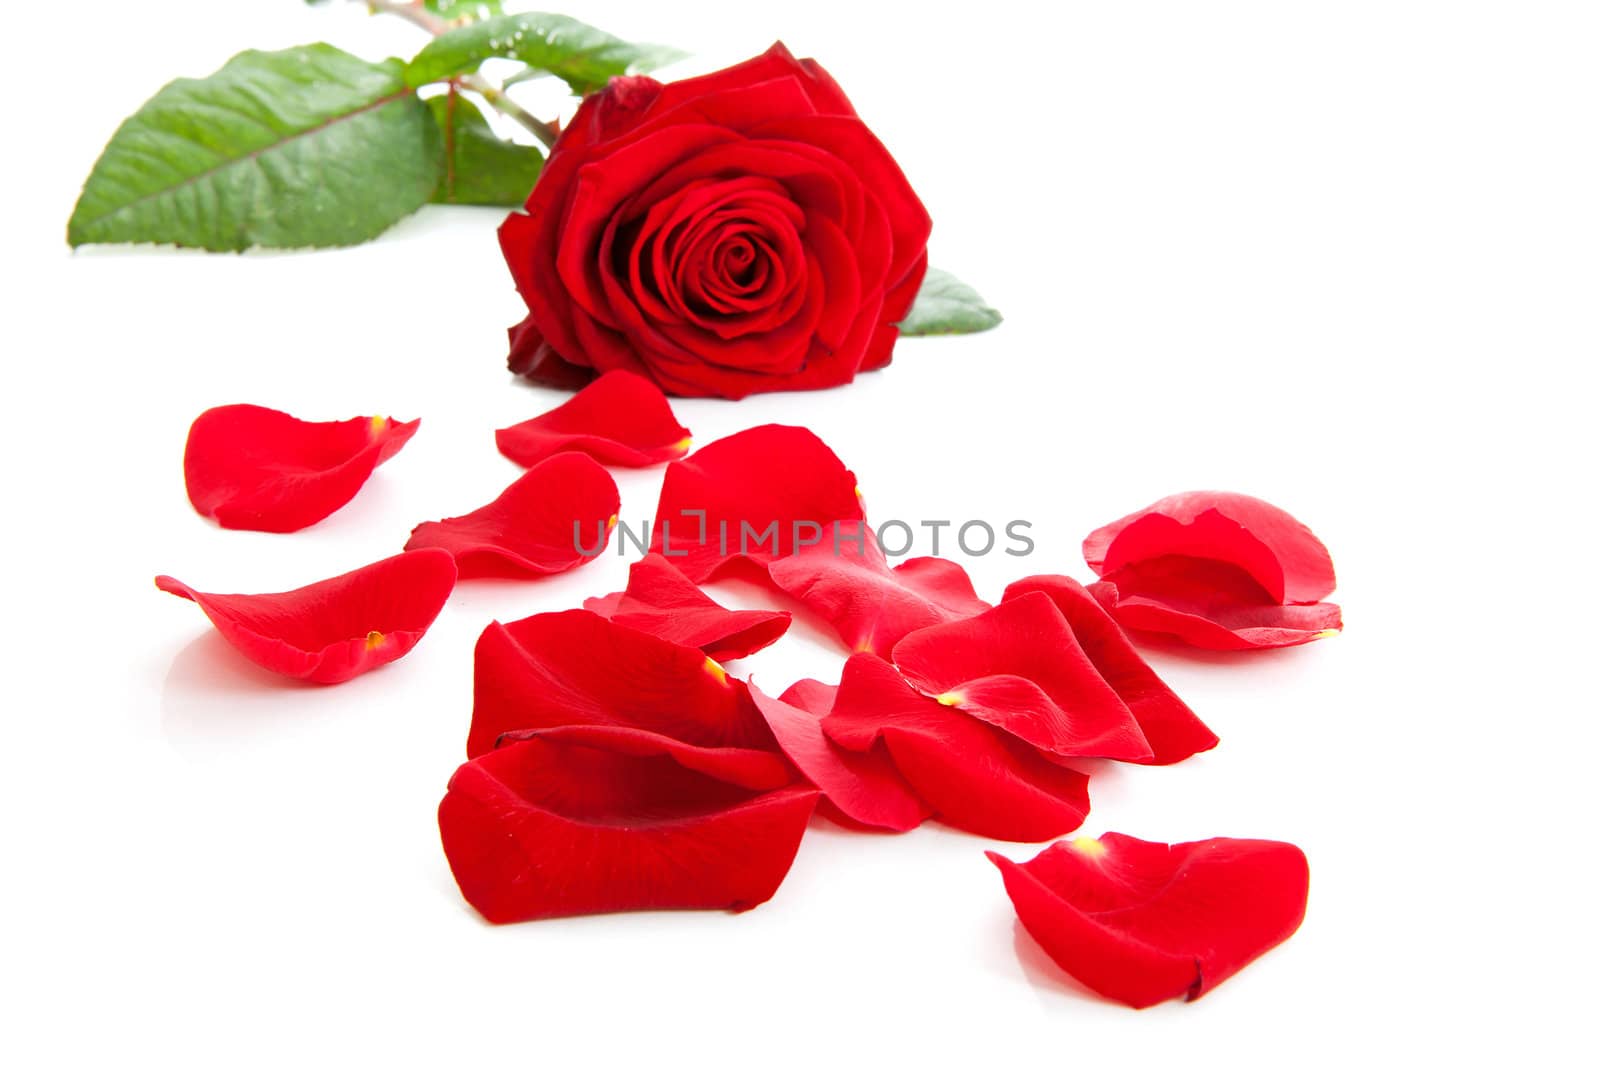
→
(498, 43, 932, 399)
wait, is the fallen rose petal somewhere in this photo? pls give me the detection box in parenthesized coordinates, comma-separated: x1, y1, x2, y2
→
(493, 724, 796, 792)
(780, 678, 839, 717)
(154, 549, 457, 684)
(183, 404, 419, 533)
(440, 727, 818, 923)
(1002, 576, 1217, 764)
(404, 453, 619, 579)
(584, 554, 790, 661)
(988, 833, 1310, 1008)
(822, 654, 1090, 841)
(1084, 491, 1336, 605)
(1090, 558, 1343, 651)
(891, 593, 1152, 762)
(467, 608, 776, 759)
(748, 680, 929, 832)
(496, 370, 692, 469)
(651, 424, 863, 582)
(769, 523, 989, 656)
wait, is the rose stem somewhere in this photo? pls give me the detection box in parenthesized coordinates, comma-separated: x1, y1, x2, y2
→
(359, 0, 559, 148)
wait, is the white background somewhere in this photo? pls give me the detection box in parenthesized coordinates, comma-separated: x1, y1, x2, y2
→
(6, 2, 1597, 1062)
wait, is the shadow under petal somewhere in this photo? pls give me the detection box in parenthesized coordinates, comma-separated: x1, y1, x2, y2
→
(159, 630, 328, 752)
(1010, 917, 1105, 1005)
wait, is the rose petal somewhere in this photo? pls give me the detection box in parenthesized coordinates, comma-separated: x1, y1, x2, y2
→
(1002, 576, 1218, 764)
(492, 724, 795, 792)
(183, 404, 418, 533)
(1091, 558, 1344, 651)
(822, 654, 1090, 841)
(584, 555, 790, 661)
(748, 679, 929, 832)
(651, 424, 863, 581)
(890, 594, 1153, 762)
(768, 523, 989, 656)
(1084, 491, 1336, 605)
(439, 728, 818, 923)
(154, 549, 456, 684)
(505, 312, 601, 390)
(403, 453, 619, 579)
(496, 370, 691, 469)
(467, 609, 775, 759)
(988, 834, 1310, 1008)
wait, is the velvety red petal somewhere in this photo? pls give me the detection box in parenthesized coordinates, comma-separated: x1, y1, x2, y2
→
(403, 454, 619, 579)
(988, 834, 1310, 1008)
(183, 405, 419, 533)
(748, 680, 929, 832)
(467, 608, 776, 759)
(506, 313, 597, 390)
(154, 549, 457, 684)
(439, 728, 818, 923)
(492, 724, 795, 792)
(768, 524, 989, 656)
(644, 42, 855, 123)
(891, 594, 1153, 762)
(1002, 576, 1218, 764)
(1091, 559, 1344, 651)
(1084, 491, 1336, 605)
(822, 654, 1090, 841)
(583, 555, 790, 661)
(496, 370, 691, 469)
(651, 424, 863, 581)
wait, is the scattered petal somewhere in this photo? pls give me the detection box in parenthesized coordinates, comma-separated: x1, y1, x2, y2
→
(769, 523, 989, 656)
(651, 424, 863, 581)
(988, 833, 1310, 1008)
(154, 549, 457, 684)
(496, 370, 692, 469)
(584, 555, 790, 661)
(183, 404, 419, 533)
(1090, 559, 1344, 651)
(440, 727, 818, 923)
(404, 453, 619, 579)
(748, 679, 930, 832)
(822, 654, 1090, 841)
(1084, 491, 1335, 605)
(891, 593, 1153, 762)
(467, 608, 776, 759)
(1003, 576, 1217, 764)
(493, 724, 795, 792)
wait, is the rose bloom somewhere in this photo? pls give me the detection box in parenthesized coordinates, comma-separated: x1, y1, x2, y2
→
(498, 44, 932, 399)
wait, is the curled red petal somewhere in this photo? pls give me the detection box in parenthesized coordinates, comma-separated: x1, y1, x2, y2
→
(154, 549, 457, 684)
(183, 404, 419, 533)
(1084, 491, 1336, 605)
(583, 555, 790, 661)
(467, 608, 776, 759)
(1091, 559, 1344, 651)
(822, 654, 1090, 841)
(748, 680, 929, 832)
(496, 370, 692, 469)
(439, 728, 818, 923)
(650, 424, 863, 582)
(988, 833, 1310, 1008)
(403, 453, 619, 579)
(493, 724, 795, 792)
(1002, 576, 1218, 764)
(768, 523, 989, 656)
(891, 593, 1152, 762)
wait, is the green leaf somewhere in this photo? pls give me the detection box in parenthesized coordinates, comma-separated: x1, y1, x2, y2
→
(896, 268, 1004, 336)
(68, 44, 442, 251)
(424, 0, 504, 18)
(428, 90, 543, 205)
(405, 13, 687, 95)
